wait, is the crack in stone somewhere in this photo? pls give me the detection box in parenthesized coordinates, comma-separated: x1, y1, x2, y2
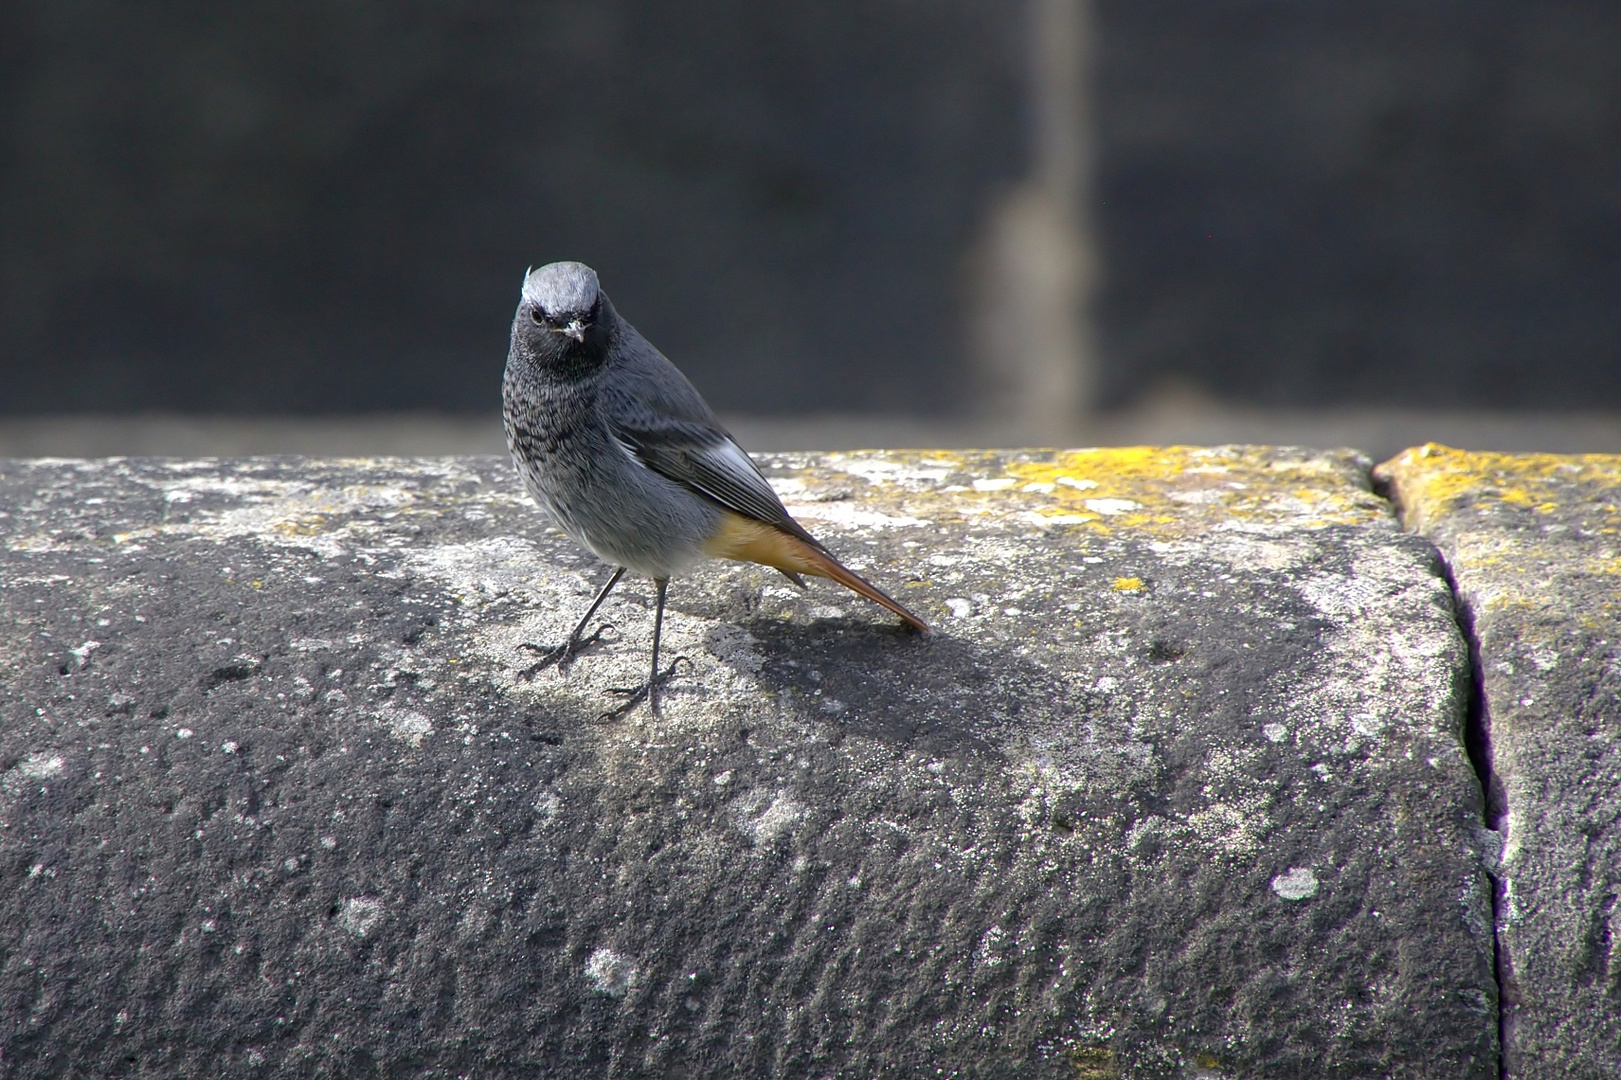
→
(1436, 553, 1511, 1080)
(1373, 463, 1509, 1080)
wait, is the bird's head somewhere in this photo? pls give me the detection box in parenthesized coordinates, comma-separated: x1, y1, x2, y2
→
(512, 261, 613, 373)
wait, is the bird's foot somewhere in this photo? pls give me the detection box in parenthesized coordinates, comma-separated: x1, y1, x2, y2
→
(516, 623, 616, 680)
(601, 657, 692, 719)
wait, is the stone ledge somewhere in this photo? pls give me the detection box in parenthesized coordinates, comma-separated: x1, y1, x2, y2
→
(1377, 444, 1621, 1080)
(1, 449, 1501, 1077)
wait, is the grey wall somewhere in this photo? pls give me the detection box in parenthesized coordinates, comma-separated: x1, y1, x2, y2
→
(1, 1, 1617, 416)
(0, 1, 1025, 415)
(1095, 0, 1621, 409)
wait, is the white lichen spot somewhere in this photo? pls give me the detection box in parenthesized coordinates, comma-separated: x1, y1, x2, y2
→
(221, 740, 239, 754)
(1083, 498, 1141, 516)
(944, 597, 974, 619)
(784, 503, 925, 530)
(585, 947, 639, 997)
(1350, 710, 1387, 737)
(1262, 723, 1288, 743)
(975, 924, 1008, 967)
(320, 835, 338, 850)
(1186, 801, 1268, 855)
(532, 789, 561, 822)
(338, 896, 385, 938)
(736, 791, 804, 843)
(713, 770, 733, 786)
(378, 708, 433, 747)
(175, 728, 194, 740)
(754, 794, 805, 842)
(406, 535, 567, 604)
(1271, 867, 1320, 901)
(69, 640, 101, 667)
(17, 752, 65, 779)
(1166, 488, 1230, 505)
(820, 697, 847, 715)
(767, 477, 806, 498)
(1055, 476, 1098, 491)
(832, 456, 956, 487)
(972, 477, 1017, 491)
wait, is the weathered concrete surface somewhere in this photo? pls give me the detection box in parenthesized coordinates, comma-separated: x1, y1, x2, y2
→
(0, 449, 1497, 1077)
(1378, 444, 1621, 1079)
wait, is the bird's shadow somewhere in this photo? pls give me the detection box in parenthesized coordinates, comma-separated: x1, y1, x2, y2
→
(513, 572, 1090, 765)
(711, 612, 1055, 761)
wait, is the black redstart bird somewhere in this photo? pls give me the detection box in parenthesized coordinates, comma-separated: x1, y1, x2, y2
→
(502, 261, 928, 712)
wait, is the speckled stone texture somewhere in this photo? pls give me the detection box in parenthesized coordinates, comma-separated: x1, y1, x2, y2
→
(1378, 445, 1621, 1079)
(1, 450, 1497, 1077)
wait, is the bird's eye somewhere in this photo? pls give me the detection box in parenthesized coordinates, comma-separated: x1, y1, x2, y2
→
(530, 308, 545, 325)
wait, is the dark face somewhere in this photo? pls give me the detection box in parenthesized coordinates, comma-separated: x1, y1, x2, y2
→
(516, 294, 612, 374)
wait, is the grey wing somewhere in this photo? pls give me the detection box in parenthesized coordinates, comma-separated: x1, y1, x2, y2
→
(609, 412, 825, 547)
(601, 318, 826, 548)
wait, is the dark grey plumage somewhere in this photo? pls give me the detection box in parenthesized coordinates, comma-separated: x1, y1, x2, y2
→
(503, 262, 782, 578)
(502, 261, 926, 710)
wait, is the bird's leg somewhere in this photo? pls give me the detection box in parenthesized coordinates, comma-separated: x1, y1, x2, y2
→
(518, 566, 625, 679)
(604, 577, 687, 717)
(649, 576, 667, 701)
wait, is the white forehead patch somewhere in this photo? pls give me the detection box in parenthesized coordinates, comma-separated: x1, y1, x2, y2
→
(522, 261, 600, 316)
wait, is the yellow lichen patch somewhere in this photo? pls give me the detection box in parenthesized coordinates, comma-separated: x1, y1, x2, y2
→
(809, 446, 1386, 538)
(1068, 1045, 1118, 1079)
(274, 516, 334, 537)
(1112, 577, 1144, 592)
(1000, 446, 1382, 536)
(1374, 443, 1621, 534)
(1378, 445, 1621, 628)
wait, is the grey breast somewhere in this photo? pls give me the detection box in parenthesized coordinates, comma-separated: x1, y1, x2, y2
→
(505, 379, 721, 578)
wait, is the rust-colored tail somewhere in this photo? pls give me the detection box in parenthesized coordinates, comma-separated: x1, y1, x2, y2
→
(704, 511, 930, 633)
(797, 543, 930, 633)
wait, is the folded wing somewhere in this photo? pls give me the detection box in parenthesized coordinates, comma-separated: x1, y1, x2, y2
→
(609, 413, 824, 549)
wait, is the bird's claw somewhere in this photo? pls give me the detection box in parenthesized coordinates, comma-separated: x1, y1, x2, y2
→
(516, 623, 616, 680)
(600, 656, 692, 718)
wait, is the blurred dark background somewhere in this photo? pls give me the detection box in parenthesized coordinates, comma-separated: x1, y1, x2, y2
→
(0, 0, 1023, 416)
(1, 0, 1618, 444)
(1097, 0, 1621, 412)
